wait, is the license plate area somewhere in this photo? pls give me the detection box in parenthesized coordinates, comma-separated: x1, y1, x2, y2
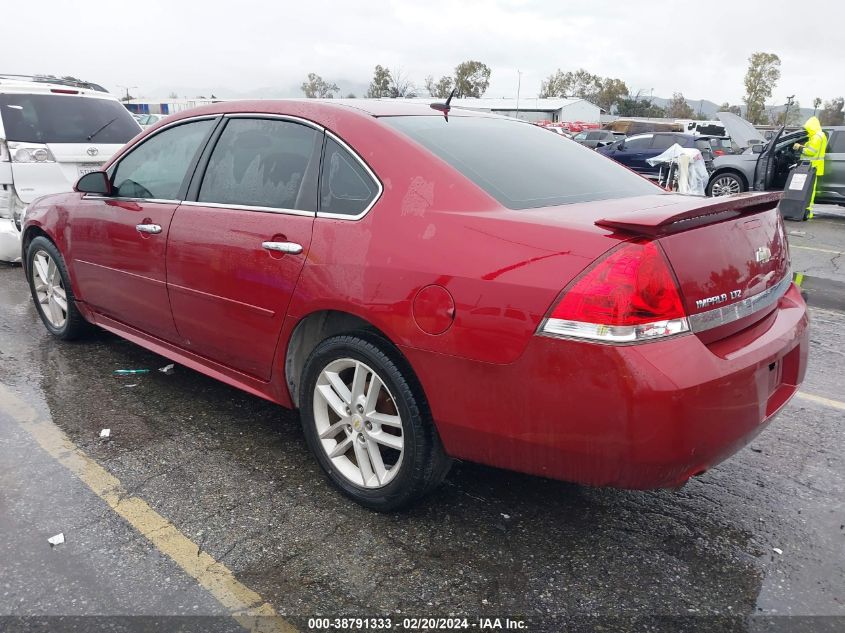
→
(767, 359, 783, 395)
(78, 164, 103, 177)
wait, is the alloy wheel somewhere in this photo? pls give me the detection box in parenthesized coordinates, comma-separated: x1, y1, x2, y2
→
(711, 175, 741, 196)
(313, 358, 404, 488)
(32, 250, 68, 329)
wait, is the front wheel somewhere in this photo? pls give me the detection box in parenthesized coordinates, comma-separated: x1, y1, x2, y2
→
(26, 236, 91, 340)
(300, 334, 451, 511)
(707, 173, 745, 197)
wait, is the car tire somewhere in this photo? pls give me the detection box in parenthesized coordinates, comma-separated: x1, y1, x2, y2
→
(300, 333, 451, 511)
(706, 172, 746, 197)
(26, 236, 91, 340)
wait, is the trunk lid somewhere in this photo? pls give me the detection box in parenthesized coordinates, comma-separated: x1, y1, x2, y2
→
(595, 191, 791, 342)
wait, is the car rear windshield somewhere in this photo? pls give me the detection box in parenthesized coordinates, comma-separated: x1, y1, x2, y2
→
(0, 93, 140, 144)
(382, 115, 658, 209)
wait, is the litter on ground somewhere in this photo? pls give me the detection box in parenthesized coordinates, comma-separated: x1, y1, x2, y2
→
(114, 369, 150, 376)
(47, 533, 65, 546)
(158, 363, 175, 375)
(99, 428, 111, 438)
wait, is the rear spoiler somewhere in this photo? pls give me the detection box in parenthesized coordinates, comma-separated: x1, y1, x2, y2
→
(596, 192, 782, 236)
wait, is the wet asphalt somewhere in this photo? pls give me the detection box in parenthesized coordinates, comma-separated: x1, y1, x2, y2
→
(0, 207, 843, 633)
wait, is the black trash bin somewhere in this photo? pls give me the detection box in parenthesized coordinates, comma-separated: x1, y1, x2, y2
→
(779, 162, 816, 221)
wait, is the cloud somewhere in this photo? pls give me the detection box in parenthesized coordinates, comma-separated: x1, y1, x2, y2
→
(4, 0, 842, 106)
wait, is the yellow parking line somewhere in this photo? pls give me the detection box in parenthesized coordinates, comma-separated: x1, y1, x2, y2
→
(796, 391, 845, 411)
(790, 245, 843, 255)
(0, 384, 296, 633)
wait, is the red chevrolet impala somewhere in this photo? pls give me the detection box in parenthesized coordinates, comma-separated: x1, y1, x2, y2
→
(20, 100, 808, 510)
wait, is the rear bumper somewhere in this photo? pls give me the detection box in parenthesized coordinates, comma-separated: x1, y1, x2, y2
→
(0, 218, 22, 263)
(405, 283, 809, 489)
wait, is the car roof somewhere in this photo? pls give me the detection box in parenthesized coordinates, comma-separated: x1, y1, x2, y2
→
(161, 98, 504, 124)
(0, 77, 119, 100)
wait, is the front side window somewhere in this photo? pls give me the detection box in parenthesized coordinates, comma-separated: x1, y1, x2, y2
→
(319, 137, 379, 216)
(383, 116, 658, 209)
(198, 118, 319, 210)
(112, 119, 214, 199)
(623, 135, 652, 150)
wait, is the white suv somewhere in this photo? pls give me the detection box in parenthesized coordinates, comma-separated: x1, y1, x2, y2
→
(0, 75, 141, 261)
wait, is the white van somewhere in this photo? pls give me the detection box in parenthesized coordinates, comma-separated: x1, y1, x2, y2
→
(0, 75, 141, 261)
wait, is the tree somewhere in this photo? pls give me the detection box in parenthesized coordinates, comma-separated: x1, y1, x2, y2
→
(425, 74, 454, 98)
(742, 52, 781, 125)
(539, 69, 627, 112)
(813, 97, 822, 116)
(719, 102, 742, 116)
(387, 68, 417, 98)
(346, 93, 357, 99)
(300, 73, 339, 98)
(666, 92, 695, 119)
(772, 100, 802, 126)
(616, 91, 666, 117)
(453, 60, 491, 98)
(819, 97, 844, 126)
(366, 65, 392, 98)
(168, 91, 179, 99)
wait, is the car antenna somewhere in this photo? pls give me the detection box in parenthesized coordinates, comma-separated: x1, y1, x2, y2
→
(430, 88, 456, 121)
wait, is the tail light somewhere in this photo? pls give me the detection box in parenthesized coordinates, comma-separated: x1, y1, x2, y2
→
(538, 240, 690, 343)
(8, 142, 56, 163)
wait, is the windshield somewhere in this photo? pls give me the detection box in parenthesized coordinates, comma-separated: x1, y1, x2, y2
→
(383, 116, 658, 209)
(0, 93, 140, 144)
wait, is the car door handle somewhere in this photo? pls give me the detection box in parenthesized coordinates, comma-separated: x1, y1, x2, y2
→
(136, 223, 162, 234)
(262, 241, 303, 254)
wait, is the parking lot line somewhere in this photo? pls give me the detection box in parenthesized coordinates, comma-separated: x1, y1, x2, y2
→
(0, 384, 297, 633)
(796, 391, 845, 411)
(790, 245, 843, 255)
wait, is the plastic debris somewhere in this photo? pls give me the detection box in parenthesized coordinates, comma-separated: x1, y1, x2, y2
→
(773, 547, 783, 555)
(123, 384, 138, 388)
(501, 513, 511, 519)
(158, 363, 175, 375)
(47, 533, 65, 546)
(114, 369, 150, 376)
(99, 429, 111, 438)
(788, 230, 806, 236)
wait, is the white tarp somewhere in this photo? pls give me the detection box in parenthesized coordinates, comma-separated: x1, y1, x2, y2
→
(646, 144, 708, 196)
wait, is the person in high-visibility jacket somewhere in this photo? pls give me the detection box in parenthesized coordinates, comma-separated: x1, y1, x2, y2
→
(793, 116, 827, 218)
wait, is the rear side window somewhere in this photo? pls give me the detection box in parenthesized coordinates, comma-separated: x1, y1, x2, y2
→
(384, 116, 658, 209)
(0, 93, 140, 144)
(829, 132, 845, 153)
(651, 135, 679, 150)
(319, 137, 379, 216)
(199, 118, 319, 210)
(112, 119, 214, 200)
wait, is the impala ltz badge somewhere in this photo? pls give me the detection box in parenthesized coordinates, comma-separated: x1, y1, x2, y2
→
(696, 289, 742, 310)
(86, 147, 99, 156)
(755, 246, 772, 263)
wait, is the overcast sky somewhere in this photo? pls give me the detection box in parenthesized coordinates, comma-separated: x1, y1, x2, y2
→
(6, 0, 843, 107)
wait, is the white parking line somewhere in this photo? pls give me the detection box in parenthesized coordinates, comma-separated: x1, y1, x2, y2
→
(790, 245, 843, 255)
(796, 392, 845, 411)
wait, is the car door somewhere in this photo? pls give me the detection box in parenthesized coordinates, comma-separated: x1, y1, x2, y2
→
(615, 134, 653, 172)
(820, 129, 845, 202)
(165, 116, 322, 380)
(70, 117, 218, 341)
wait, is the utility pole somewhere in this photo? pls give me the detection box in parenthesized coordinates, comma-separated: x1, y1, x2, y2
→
(783, 95, 795, 127)
(117, 85, 138, 102)
(515, 70, 522, 120)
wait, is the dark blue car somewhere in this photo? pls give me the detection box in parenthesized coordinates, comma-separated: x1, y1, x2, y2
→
(597, 132, 713, 178)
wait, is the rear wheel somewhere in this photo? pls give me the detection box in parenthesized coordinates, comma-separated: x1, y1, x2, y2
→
(707, 172, 745, 197)
(300, 334, 451, 511)
(26, 236, 91, 340)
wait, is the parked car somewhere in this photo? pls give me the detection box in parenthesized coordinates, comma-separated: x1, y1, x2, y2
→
(132, 113, 168, 128)
(0, 75, 141, 261)
(597, 132, 714, 178)
(707, 113, 844, 203)
(573, 129, 625, 149)
(21, 100, 808, 510)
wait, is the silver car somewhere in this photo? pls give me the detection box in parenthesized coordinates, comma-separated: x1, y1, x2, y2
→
(707, 113, 844, 205)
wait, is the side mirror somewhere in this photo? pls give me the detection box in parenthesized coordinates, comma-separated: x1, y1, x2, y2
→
(616, 141, 625, 150)
(75, 171, 112, 195)
(751, 144, 764, 154)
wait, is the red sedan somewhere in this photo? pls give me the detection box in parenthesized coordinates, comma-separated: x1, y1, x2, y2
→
(21, 100, 808, 510)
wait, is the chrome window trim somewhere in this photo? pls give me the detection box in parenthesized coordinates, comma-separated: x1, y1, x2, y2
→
(316, 130, 383, 221)
(179, 200, 315, 217)
(82, 194, 180, 204)
(687, 273, 793, 333)
(223, 112, 325, 132)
